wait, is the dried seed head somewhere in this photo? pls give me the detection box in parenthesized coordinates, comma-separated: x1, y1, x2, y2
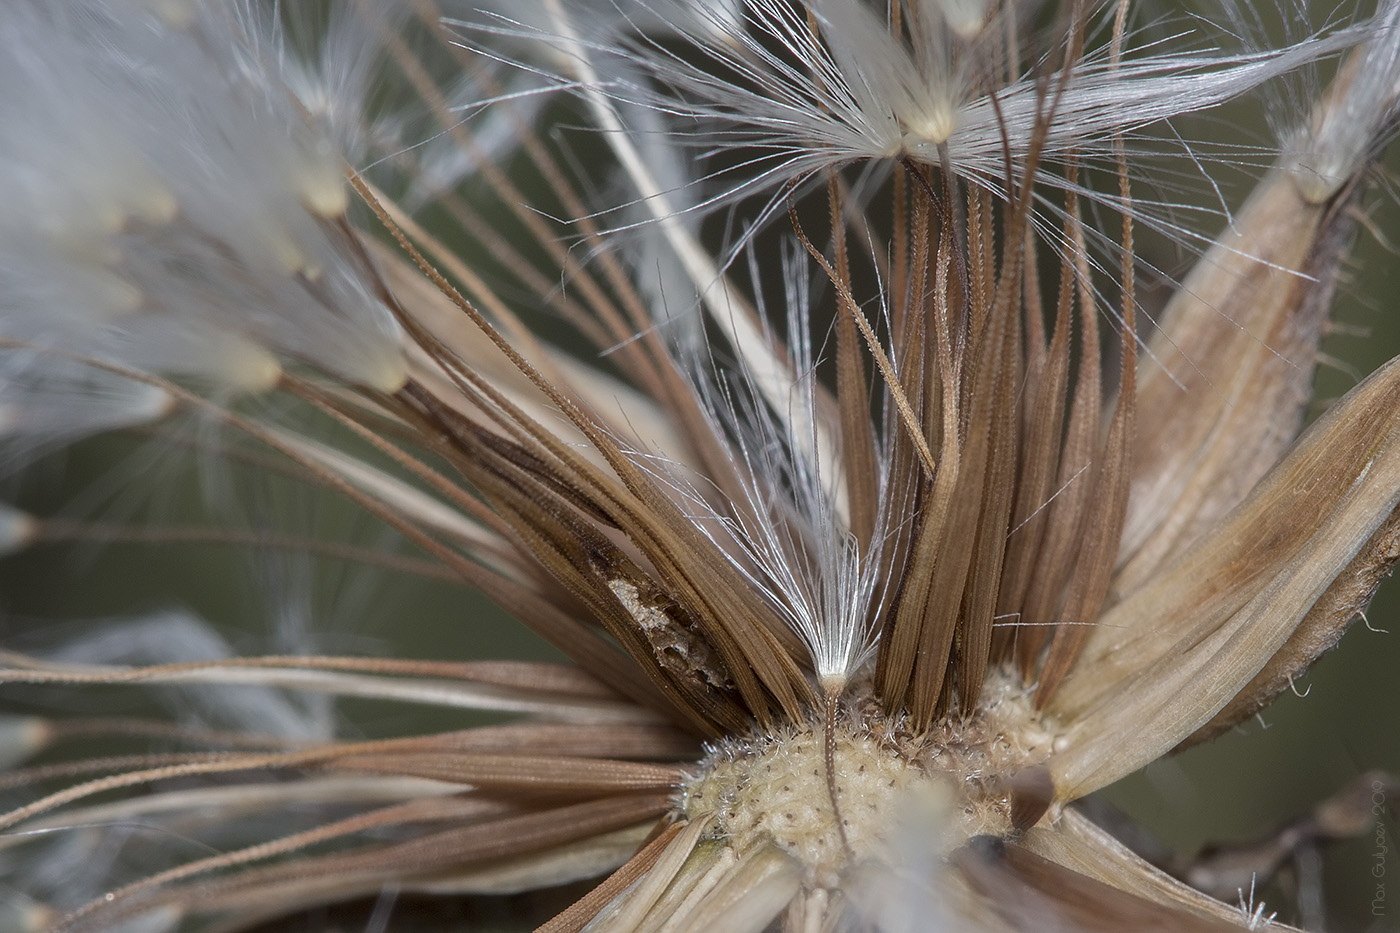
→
(4, 1, 1400, 930)
(681, 672, 1059, 888)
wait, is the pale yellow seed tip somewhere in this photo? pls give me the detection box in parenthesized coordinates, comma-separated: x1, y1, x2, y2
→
(217, 341, 284, 394)
(905, 105, 960, 148)
(944, 13, 985, 39)
(938, 0, 990, 39)
(0, 715, 52, 769)
(244, 355, 284, 394)
(139, 0, 195, 29)
(0, 505, 39, 557)
(364, 352, 410, 393)
(95, 201, 127, 236)
(266, 230, 310, 278)
(300, 173, 351, 220)
(133, 184, 179, 226)
(131, 383, 178, 423)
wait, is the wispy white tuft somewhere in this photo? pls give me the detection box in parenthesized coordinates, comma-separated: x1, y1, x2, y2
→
(541, 0, 1364, 227)
(1286, 0, 1400, 201)
(643, 249, 893, 686)
(0, 0, 406, 450)
(0, 360, 174, 466)
(525, 0, 846, 526)
(43, 612, 334, 741)
(403, 0, 743, 206)
(842, 779, 963, 932)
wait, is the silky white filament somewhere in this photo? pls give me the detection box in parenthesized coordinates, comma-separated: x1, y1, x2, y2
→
(645, 250, 892, 686)
(553, 0, 1364, 248)
(0, 0, 406, 455)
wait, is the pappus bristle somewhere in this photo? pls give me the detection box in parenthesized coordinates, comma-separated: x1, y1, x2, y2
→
(0, 0, 406, 446)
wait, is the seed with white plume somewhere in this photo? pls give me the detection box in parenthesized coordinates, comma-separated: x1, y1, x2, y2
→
(554, 0, 1365, 242)
(0, 361, 174, 459)
(1288, 0, 1400, 201)
(0, 0, 406, 444)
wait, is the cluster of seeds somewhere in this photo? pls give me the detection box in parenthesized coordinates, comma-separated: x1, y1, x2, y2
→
(681, 671, 1060, 887)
